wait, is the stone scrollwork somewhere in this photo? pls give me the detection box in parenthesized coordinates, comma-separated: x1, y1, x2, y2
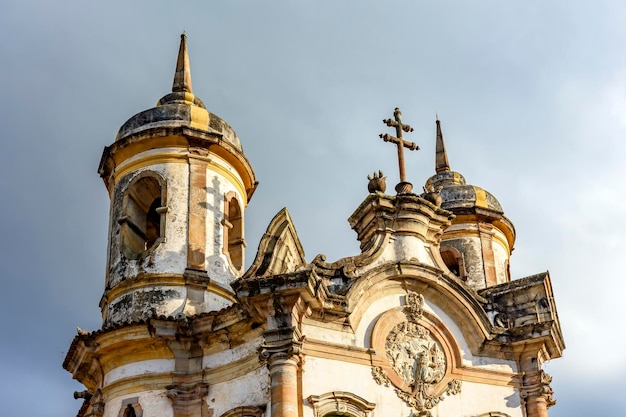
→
(258, 338, 303, 363)
(405, 291, 424, 323)
(371, 291, 461, 415)
(258, 327, 304, 367)
(386, 321, 446, 387)
(371, 366, 389, 387)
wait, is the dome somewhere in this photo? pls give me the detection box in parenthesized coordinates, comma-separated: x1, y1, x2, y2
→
(440, 184, 503, 214)
(116, 91, 243, 152)
(115, 33, 242, 152)
(425, 171, 503, 215)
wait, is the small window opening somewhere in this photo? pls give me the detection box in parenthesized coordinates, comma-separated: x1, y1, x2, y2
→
(223, 193, 245, 271)
(146, 197, 161, 248)
(119, 174, 166, 259)
(440, 247, 467, 281)
(124, 404, 137, 417)
(117, 398, 143, 417)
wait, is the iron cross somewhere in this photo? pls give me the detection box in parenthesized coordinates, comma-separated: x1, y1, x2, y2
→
(379, 107, 419, 187)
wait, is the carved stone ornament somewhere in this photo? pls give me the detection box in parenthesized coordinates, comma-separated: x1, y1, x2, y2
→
(371, 292, 461, 416)
(520, 370, 556, 408)
(367, 171, 387, 193)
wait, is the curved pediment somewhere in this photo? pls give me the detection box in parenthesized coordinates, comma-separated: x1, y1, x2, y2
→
(343, 261, 494, 357)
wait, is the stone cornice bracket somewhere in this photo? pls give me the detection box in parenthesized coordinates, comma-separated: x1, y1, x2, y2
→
(166, 382, 210, 417)
(235, 276, 322, 331)
(520, 370, 556, 408)
(63, 335, 104, 392)
(88, 389, 105, 417)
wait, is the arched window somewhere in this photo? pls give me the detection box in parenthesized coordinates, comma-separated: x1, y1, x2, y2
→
(119, 172, 167, 259)
(124, 405, 136, 417)
(307, 392, 376, 417)
(440, 246, 467, 281)
(222, 192, 245, 271)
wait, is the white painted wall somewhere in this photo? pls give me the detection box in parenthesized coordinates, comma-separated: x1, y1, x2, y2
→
(205, 366, 270, 417)
(104, 359, 175, 386)
(104, 390, 173, 417)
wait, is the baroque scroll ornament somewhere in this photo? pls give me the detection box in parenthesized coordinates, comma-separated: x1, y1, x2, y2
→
(372, 292, 461, 416)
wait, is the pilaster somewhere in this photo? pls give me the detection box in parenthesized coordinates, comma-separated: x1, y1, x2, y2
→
(187, 152, 208, 270)
(166, 382, 210, 417)
(478, 222, 497, 287)
(259, 327, 304, 417)
(520, 370, 556, 417)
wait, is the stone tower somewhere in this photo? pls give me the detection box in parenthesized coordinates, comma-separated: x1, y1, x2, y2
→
(97, 34, 257, 326)
(425, 119, 515, 290)
(65, 36, 564, 417)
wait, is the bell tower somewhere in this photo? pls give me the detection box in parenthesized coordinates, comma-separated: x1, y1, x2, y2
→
(425, 119, 515, 290)
(97, 34, 257, 325)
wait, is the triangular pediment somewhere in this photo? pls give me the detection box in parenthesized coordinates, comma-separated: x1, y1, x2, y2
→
(243, 208, 306, 278)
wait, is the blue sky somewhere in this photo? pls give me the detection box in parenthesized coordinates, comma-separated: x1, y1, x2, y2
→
(1, 1, 625, 416)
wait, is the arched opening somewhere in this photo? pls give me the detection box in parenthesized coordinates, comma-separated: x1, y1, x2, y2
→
(223, 192, 245, 271)
(124, 404, 136, 417)
(117, 398, 143, 417)
(440, 246, 467, 281)
(119, 172, 167, 259)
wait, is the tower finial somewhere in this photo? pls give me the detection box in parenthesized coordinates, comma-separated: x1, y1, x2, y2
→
(172, 33, 193, 93)
(435, 118, 450, 173)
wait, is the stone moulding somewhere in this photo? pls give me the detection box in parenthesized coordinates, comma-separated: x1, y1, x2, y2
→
(307, 391, 376, 417)
(243, 207, 307, 279)
(219, 406, 266, 417)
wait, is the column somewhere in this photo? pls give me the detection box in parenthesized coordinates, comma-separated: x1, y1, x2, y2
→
(260, 328, 304, 417)
(521, 370, 556, 417)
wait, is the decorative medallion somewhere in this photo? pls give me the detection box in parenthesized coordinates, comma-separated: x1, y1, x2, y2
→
(371, 292, 461, 416)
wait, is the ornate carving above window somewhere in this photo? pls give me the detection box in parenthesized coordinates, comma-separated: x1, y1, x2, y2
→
(119, 171, 168, 260)
(307, 391, 376, 417)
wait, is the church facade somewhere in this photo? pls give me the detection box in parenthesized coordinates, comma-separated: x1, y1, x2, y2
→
(64, 35, 565, 417)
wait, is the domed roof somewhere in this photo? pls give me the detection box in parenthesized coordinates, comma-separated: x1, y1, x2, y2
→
(116, 92, 242, 152)
(425, 171, 503, 214)
(424, 120, 503, 216)
(115, 34, 242, 152)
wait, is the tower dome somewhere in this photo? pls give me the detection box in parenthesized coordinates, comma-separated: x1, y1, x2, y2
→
(425, 119, 515, 290)
(426, 170, 504, 215)
(117, 93, 243, 152)
(97, 34, 257, 326)
(116, 34, 242, 152)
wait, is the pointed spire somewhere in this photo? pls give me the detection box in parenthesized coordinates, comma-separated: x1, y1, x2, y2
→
(435, 118, 450, 173)
(172, 33, 193, 93)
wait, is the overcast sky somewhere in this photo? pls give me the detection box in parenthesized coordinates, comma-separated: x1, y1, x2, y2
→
(1, 1, 624, 416)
